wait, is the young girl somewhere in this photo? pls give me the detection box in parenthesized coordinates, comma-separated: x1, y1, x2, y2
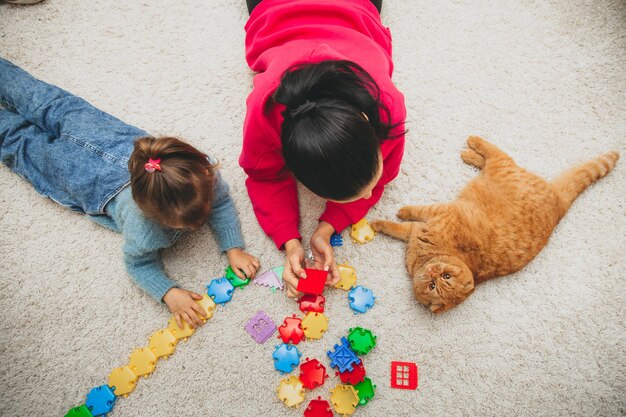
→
(0, 58, 260, 328)
(240, 0, 406, 297)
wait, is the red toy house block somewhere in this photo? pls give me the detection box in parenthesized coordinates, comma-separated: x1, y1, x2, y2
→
(296, 268, 328, 295)
(390, 361, 418, 390)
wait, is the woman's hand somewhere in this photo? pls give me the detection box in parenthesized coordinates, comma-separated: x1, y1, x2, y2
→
(282, 239, 306, 298)
(163, 287, 207, 329)
(226, 248, 261, 279)
(310, 221, 341, 287)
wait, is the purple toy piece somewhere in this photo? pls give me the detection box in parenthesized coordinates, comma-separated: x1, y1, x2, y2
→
(253, 268, 284, 291)
(245, 311, 277, 344)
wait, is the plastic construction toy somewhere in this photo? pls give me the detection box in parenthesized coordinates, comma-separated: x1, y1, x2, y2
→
(85, 385, 116, 416)
(148, 329, 177, 359)
(353, 377, 376, 406)
(65, 405, 93, 417)
(206, 277, 234, 305)
(327, 337, 361, 373)
(335, 263, 357, 290)
(276, 375, 305, 408)
(224, 265, 250, 288)
(347, 327, 377, 355)
(299, 358, 328, 390)
(301, 312, 329, 340)
(350, 218, 375, 244)
(128, 347, 157, 377)
(296, 268, 328, 295)
(107, 366, 138, 397)
(253, 268, 284, 291)
(337, 360, 366, 385)
(330, 384, 360, 416)
(304, 396, 334, 417)
(390, 361, 418, 390)
(298, 293, 325, 313)
(167, 317, 195, 341)
(195, 294, 216, 322)
(348, 285, 376, 314)
(330, 232, 344, 247)
(273, 343, 302, 374)
(244, 310, 277, 344)
(277, 314, 305, 344)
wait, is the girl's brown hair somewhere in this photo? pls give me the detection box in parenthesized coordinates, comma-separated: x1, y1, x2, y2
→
(128, 136, 215, 230)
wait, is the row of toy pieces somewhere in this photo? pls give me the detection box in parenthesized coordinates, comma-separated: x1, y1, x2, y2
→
(330, 219, 376, 247)
(275, 327, 378, 416)
(65, 266, 248, 417)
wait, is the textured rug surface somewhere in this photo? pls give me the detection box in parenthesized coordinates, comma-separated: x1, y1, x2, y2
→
(0, 1, 624, 416)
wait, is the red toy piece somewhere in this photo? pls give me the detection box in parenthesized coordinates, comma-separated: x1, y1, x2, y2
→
(277, 314, 305, 344)
(299, 358, 328, 390)
(298, 294, 325, 313)
(337, 360, 366, 385)
(304, 396, 334, 417)
(390, 361, 418, 390)
(296, 268, 328, 295)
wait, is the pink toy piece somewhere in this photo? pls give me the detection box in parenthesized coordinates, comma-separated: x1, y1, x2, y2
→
(391, 361, 418, 390)
(253, 269, 283, 291)
(304, 396, 334, 417)
(298, 294, 325, 313)
(337, 360, 366, 385)
(299, 358, 328, 390)
(278, 314, 305, 344)
(244, 311, 277, 344)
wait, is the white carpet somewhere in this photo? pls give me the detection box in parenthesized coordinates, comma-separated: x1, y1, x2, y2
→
(1, 1, 624, 416)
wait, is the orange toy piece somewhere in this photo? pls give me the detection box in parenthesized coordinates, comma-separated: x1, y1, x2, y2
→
(350, 219, 375, 244)
(195, 294, 216, 322)
(277, 375, 305, 408)
(167, 317, 195, 341)
(330, 384, 359, 416)
(335, 264, 357, 290)
(148, 329, 177, 359)
(128, 347, 157, 377)
(301, 312, 329, 340)
(108, 366, 138, 397)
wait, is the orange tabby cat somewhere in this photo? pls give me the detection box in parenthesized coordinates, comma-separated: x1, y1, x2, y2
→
(371, 136, 619, 313)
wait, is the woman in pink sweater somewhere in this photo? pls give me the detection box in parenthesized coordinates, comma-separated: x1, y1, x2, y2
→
(241, 0, 406, 297)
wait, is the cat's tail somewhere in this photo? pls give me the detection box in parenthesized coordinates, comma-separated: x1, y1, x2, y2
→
(551, 151, 619, 213)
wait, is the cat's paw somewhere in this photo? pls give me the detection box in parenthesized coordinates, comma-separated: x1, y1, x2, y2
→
(466, 135, 486, 152)
(370, 220, 383, 232)
(461, 149, 485, 169)
(397, 206, 413, 220)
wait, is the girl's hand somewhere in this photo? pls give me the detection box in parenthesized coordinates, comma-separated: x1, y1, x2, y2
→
(226, 248, 260, 279)
(163, 288, 207, 329)
(283, 239, 306, 298)
(310, 221, 341, 287)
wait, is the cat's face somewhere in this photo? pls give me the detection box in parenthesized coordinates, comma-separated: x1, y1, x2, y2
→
(412, 256, 475, 313)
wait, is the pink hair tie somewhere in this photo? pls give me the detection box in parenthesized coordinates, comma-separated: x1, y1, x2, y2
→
(144, 158, 162, 173)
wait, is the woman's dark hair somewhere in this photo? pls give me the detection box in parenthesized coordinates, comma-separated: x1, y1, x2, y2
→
(273, 60, 399, 201)
(128, 136, 215, 230)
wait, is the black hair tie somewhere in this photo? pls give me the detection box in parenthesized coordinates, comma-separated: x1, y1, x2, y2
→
(288, 100, 316, 119)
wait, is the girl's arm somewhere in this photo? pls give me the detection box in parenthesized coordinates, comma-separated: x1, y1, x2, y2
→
(208, 171, 260, 279)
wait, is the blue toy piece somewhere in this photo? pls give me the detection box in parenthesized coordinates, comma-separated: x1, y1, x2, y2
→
(85, 385, 116, 416)
(330, 232, 343, 247)
(348, 285, 376, 314)
(327, 337, 361, 373)
(206, 277, 235, 305)
(272, 343, 302, 374)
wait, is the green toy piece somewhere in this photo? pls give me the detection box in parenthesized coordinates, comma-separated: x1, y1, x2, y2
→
(353, 377, 376, 406)
(347, 327, 377, 355)
(224, 266, 250, 288)
(65, 405, 93, 417)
